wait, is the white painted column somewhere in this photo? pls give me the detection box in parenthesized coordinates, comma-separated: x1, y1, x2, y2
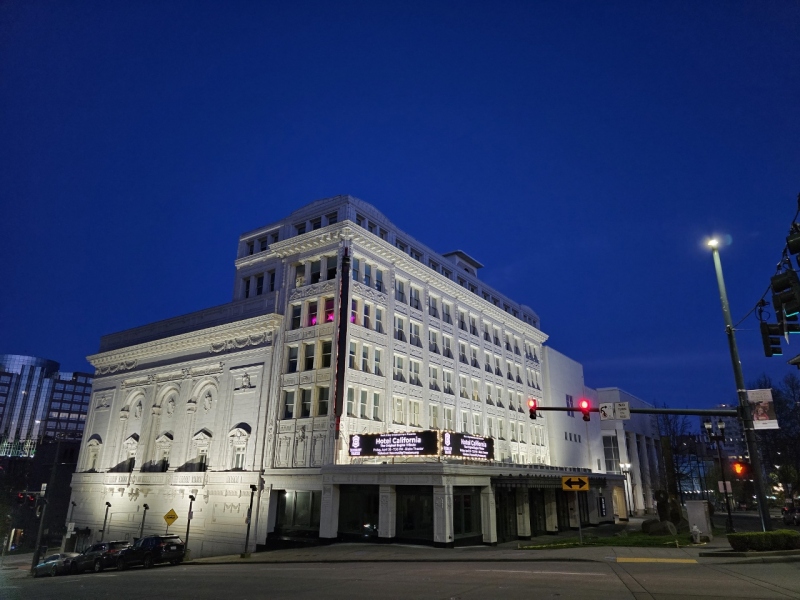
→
(433, 485, 454, 547)
(480, 486, 497, 545)
(378, 485, 396, 540)
(318, 484, 340, 539)
(515, 488, 531, 539)
(544, 489, 558, 533)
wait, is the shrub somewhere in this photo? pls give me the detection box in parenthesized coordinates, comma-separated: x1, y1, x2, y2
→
(727, 530, 800, 552)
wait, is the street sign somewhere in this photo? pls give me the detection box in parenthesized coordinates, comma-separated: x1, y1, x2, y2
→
(67, 522, 75, 533)
(599, 403, 613, 421)
(718, 481, 732, 493)
(40, 483, 47, 496)
(615, 402, 631, 420)
(163, 509, 179, 527)
(561, 476, 589, 491)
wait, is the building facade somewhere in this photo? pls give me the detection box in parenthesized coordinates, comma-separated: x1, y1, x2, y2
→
(70, 196, 627, 557)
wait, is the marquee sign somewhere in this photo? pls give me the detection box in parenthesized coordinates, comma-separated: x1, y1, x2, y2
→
(348, 431, 439, 457)
(348, 430, 494, 460)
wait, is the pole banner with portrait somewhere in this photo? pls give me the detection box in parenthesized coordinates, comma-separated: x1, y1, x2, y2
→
(747, 389, 779, 429)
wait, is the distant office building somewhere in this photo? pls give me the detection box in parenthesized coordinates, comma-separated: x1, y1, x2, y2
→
(0, 354, 92, 456)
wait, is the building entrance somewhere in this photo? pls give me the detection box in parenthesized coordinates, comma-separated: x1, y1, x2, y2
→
(338, 485, 380, 540)
(396, 486, 433, 543)
(495, 488, 518, 543)
(528, 489, 547, 536)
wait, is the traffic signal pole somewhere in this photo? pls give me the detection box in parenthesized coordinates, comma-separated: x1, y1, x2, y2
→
(709, 245, 772, 531)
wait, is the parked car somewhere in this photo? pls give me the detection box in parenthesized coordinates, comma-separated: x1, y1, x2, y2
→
(72, 541, 131, 573)
(782, 506, 799, 526)
(116, 535, 185, 570)
(32, 553, 80, 577)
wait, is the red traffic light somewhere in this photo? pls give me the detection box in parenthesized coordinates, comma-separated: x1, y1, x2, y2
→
(731, 461, 751, 479)
(578, 399, 591, 421)
(528, 398, 538, 420)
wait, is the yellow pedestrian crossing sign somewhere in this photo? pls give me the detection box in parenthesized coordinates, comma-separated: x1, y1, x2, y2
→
(163, 508, 179, 527)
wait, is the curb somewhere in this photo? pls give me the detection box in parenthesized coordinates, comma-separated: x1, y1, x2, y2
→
(185, 557, 600, 565)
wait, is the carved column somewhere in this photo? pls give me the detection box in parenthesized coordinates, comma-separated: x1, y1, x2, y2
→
(433, 485, 453, 547)
(480, 485, 497, 545)
(544, 489, 558, 533)
(318, 483, 340, 539)
(378, 485, 396, 540)
(515, 487, 531, 539)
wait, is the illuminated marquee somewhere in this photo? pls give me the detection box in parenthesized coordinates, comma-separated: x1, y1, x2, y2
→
(348, 430, 494, 460)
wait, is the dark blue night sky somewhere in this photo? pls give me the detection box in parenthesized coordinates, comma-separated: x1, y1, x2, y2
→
(2, 1, 799, 409)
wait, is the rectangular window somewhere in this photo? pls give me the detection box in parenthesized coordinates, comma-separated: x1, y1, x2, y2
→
(566, 394, 574, 417)
(376, 269, 384, 292)
(393, 355, 405, 382)
(519, 424, 526, 443)
(410, 401, 420, 427)
(429, 366, 439, 391)
(394, 316, 406, 342)
(351, 299, 359, 325)
(326, 211, 338, 225)
(349, 342, 358, 369)
(372, 393, 381, 420)
(327, 256, 337, 280)
(443, 371, 453, 395)
(233, 446, 245, 470)
(317, 387, 330, 416)
(375, 307, 383, 333)
(311, 217, 322, 230)
(321, 341, 332, 368)
(442, 303, 452, 324)
(473, 413, 481, 435)
(430, 405, 440, 429)
(287, 347, 299, 373)
(487, 418, 493, 439)
(300, 388, 312, 418)
(445, 407, 454, 430)
(360, 390, 368, 419)
(362, 345, 370, 372)
(347, 388, 355, 416)
(352, 257, 360, 281)
(291, 305, 302, 329)
(364, 264, 372, 287)
(304, 344, 315, 370)
(472, 379, 480, 402)
(459, 375, 468, 399)
(395, 280, 406, 303)
(259, 238, 268, 252)
(429, 330, 439, 353)
(256, 275, 264, 295)
(362, 303, 371, 329)
(324, 298, 335, 322)
(498, 420, 505, 440)
(394, 398, 404, 423)
(409, 321, 421, 347)
(296, 223, 306, 235)
(459, 342, 468, 364)
(356, 214, 365, 227)
(442, 336, 453, 359)
(461, 411, 469, 433)
(269, 270, 276, 292)
(310, 260, 321, 284)
(373, 349, 382, 376)
(244, 278, 251, 298)
(307, 301, 318, 326)
(409, 360, 421, 386)
(409, 287, 421, 310)
(283, 391, 295, 419)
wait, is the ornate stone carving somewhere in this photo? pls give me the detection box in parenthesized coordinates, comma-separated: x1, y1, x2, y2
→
(96, 360, 137, 375)
(288, 280, 336, 301)
(210, 331, 272, 354)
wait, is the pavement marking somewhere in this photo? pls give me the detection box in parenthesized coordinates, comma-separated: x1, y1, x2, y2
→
(615, 558, 697, 564)
(476, 570, 607, 576)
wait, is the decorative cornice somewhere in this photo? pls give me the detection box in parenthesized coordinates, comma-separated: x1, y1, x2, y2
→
(88, 314, 282, 371)
(96, 360, 138, 375)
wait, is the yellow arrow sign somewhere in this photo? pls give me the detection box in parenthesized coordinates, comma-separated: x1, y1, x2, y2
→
(163, 508, 179, 527)
(561, 476, 589, 492)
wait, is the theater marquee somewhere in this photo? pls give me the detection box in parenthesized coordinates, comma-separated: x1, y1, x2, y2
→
(348, 430, 494, 460)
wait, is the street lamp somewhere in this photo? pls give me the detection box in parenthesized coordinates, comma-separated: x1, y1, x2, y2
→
(704, 420, 735, 533)
(241, 484, 258, 558)
(140, 504, 149, 539)
(620, 463, 633, 518)
(706, 238, 772, 531)
(185, 494, 195, 560)
(100, 502, 111, 541)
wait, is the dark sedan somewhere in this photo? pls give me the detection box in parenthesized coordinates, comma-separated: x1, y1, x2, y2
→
(72, 541, 131, 573)
(32, 553, 80, 577)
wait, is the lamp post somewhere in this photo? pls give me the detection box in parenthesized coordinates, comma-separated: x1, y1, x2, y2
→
(185, 494, 195, 560)
(241, 484, 257, 558)
(706, 238, 771, 531)
(704, 420, 735, 533)
(620, 463, 633, 518)
(67, 501, 77, 524)
(139, 504, 149, 539)
(100, 502, 111, 541)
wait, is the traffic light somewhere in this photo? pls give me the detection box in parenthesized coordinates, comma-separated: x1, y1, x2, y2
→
(26, 494, 36, 509)
(579, 399, 591, 422)
(771, 270, 800, 318)
(16, 492, 24, 505)
(528, 398, 537, 420)
(760, 322, 783, 357)
(731, 460, 752, 480)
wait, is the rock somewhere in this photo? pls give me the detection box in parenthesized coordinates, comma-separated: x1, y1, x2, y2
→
(641, 519, 660, 534)
(675, 518, 690, 533)
(648, 521, 678, 536)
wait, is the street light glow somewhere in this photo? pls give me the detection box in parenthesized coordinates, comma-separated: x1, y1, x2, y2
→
(707, 238, 720, 248)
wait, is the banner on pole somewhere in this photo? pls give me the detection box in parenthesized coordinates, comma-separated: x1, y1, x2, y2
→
(747, 389, 779, 429)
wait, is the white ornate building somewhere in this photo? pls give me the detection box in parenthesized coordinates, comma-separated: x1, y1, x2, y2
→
(69, 195, 630, 556)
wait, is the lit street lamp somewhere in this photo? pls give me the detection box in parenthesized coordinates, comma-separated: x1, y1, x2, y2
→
(703, 420, 735, 533)
(706, 238, 771, 531)
(620, 463, 633, 518)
